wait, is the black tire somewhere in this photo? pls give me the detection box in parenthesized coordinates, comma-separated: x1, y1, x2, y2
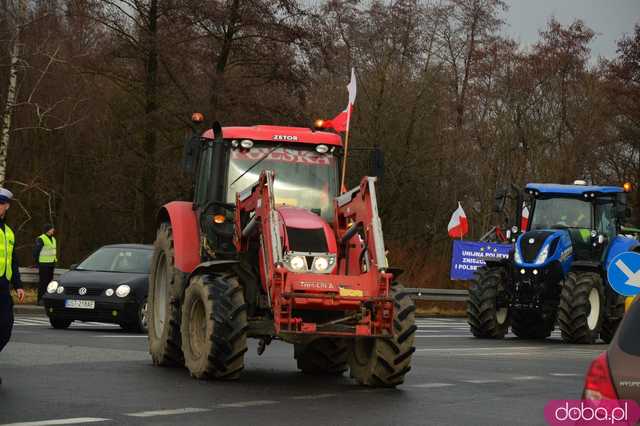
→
(467, 266, 510, 338)
(49, 317, 72, 329)
(558, 272, 604, 344)
(348, 283, 416, 387)
(181, 274, 248, 380)
(121, 299, 148, 334)
(511, 308, 556, 339)
(294, 338, 349, 375)
(600, 294, 625, 343)
(148, 222, 185, 366)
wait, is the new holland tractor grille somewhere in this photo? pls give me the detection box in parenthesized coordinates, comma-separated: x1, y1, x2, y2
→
(286, 227, 328, 253)
(520, 231, 554, 263)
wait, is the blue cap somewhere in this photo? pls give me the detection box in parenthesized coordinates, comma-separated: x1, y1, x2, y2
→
(0, 188, 14, 204)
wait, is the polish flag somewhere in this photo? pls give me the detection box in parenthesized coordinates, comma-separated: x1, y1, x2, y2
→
(448, 202, 469, 239)
(319, 68, 357, 133)
(520, 203, 530, 231)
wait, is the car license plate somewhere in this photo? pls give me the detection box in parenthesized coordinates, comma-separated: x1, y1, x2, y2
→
(65, 299, 95, 309)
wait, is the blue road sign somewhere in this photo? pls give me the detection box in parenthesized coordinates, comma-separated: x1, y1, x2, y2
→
(607, 252, 640, 297)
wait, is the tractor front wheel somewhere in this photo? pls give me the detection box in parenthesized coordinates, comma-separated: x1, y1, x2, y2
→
(467, 266, 510, 338)
(294, 338, 349, 375)
(558, 272, 604, 344)
(181, 274, 248, 380)
(148, 222, 185, 366)
(348, 283, 416, 387)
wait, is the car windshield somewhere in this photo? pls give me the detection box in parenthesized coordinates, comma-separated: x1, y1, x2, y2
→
(227, 146, 339, 220)
(530, 197, 593, 230)
(76, 247, 152, 273)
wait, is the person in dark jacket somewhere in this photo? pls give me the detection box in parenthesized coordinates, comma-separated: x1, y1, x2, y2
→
(0, 187, 25, 385)
(33, 223, 56, 304)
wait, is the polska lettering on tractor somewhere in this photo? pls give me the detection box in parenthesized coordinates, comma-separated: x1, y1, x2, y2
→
(468, 180, 635, 344)
(147, 116, 416, 387)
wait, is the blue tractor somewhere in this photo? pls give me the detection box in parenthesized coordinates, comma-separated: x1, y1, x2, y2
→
(467, 181, 635, 343)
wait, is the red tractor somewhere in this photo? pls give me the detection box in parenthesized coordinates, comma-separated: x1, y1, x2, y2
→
(147, 118, 416, 386)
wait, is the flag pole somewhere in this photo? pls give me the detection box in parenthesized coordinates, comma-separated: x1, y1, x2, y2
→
(340, 105, 352, 192)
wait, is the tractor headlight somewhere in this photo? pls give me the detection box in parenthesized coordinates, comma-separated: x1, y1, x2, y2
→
(514, 248, 523, 264)
(287, 255, 307, 272)
(535, 245, 549, 265)
(312, 256, 335, 273)
(46, 281, 59, 294)
(115, 285, 131, 298)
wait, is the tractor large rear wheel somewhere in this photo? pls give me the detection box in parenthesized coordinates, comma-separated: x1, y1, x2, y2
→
(294, 338, 349, 375)
(600, 294, 625, 343)
(558, 272, 604, 344)
(348, 283, 416, 387)
(467, 266, 510, 338)
(181, 274, 248, 380)
(148, 222, 185, 366)
(511, 308, 556, 339)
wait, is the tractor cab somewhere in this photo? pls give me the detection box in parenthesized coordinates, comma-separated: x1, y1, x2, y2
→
(516, 182, 630, 269)
(183, 121, 343, 260)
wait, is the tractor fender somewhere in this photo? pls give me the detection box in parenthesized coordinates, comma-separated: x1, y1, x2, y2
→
(188, 260, 240, 283)
(604, 235, 640, 272)
(157, 201, 201, 273)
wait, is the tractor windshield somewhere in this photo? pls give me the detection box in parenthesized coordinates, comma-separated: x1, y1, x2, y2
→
(227, 146, 339, 220)
(530, 197, 593, 230)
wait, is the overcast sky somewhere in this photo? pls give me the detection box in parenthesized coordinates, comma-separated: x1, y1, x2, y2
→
(502, 0, 639, 59)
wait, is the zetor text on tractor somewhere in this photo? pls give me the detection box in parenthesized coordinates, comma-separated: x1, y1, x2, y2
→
(468, 181, 635, 344)
(147, 118, 416, 386)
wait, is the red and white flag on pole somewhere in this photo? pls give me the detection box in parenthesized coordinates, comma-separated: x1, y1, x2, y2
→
(319, 68, 357, 133)
(520, 203, 530, 231)
(448, 202, 469, 238)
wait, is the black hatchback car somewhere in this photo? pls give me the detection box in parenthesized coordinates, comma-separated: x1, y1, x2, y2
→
(43, 244, 153, 332)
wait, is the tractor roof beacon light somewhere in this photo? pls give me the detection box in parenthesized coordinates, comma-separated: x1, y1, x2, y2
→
(191, 112, 205, 124)
(314, 119, 325, 130)
(624, 182, 632, 192)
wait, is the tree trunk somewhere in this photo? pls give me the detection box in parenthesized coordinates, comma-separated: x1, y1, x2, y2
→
(142, 0, 159, 241)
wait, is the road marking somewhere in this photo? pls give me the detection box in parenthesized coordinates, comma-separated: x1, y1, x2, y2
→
(126, 408, 211, 417)
(414, 335, 472, 338)
(95, 335, 148, 338)
(512, 376, 542, 381)
(550, 373, 580, 377)
(408, 383, 454, 388)
(1, 418, 110, 426)
(416, 346, 536, 352)
(291, 393, 337, 400)
(218, 400, 278, 408)
(462, 379, 502, 384)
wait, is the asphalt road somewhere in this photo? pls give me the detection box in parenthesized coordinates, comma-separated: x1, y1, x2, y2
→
(0, 313, 605, 426)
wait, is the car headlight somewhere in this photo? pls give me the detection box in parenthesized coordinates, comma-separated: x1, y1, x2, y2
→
(105, 288, 114, 297)
(115, 285, 131, 298)
(287, 255, 306, 271)
(56, 286, 64, 294)
(535, 245, 549, 265)
(46, 281, 59, 294)
(312, 256, 336, 273)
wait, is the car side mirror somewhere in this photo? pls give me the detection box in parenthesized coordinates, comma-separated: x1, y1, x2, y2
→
(69, 263, 77, 270)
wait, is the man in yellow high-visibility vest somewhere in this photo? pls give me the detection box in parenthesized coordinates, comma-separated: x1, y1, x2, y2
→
(0, 187, 25, 386)
(33, 223, 56, 305)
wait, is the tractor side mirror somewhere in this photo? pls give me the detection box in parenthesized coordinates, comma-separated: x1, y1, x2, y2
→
(616, 193, 631, 220)
(494, 188, 507, 213)
(370, 147, 384, 180)
(182, 135, 202, 174)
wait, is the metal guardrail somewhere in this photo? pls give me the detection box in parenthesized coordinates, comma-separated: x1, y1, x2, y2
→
(19, 267, 68, 284)
(403, 287, 469, 302)
(18, 269, 468, 302)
